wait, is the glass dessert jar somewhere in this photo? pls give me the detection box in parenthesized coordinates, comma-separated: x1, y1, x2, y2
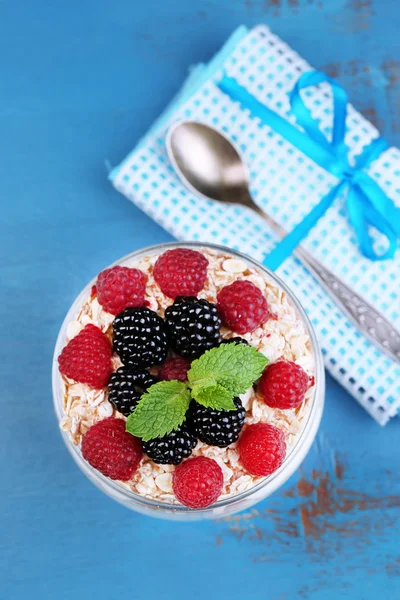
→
(53, 242, 324, 520)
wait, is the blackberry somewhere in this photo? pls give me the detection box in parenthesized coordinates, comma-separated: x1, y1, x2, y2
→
(165, 296, 221, 357)
(219, 336, 249, 346)
(142, 424, 197, 465)
(113, 307, 168, 368)
(189, 397, 246, 448)
(108, 367, 157, 416)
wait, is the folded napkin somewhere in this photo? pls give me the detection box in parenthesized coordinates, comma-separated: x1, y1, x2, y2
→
(109, 25, 400, 425)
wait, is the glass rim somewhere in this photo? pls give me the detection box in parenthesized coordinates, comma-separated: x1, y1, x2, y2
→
(52, 241, 325, 516)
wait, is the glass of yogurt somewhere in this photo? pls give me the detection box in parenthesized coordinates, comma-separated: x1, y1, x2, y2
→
(53, 242, 324, 520)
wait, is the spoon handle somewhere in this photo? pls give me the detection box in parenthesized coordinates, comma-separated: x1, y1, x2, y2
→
(250, 201, 400, 362)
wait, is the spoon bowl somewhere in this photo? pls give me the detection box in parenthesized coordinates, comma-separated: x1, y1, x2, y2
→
(166, 121, 250, 205)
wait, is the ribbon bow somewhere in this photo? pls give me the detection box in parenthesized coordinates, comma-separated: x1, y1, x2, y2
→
(218, 71, 400, 270)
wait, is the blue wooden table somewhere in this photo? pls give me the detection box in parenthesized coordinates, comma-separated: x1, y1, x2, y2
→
(2, 2, 399, 599)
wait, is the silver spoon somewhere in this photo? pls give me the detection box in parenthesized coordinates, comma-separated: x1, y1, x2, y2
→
(166, 120, 400, 363)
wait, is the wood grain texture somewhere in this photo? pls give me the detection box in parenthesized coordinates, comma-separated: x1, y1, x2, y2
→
(1, 1, 399, 599)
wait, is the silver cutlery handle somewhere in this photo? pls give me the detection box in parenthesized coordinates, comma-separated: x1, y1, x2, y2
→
(295, 246, 400, 360)
(254, 203, 400, 362)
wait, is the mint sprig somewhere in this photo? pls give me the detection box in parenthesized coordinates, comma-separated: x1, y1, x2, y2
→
(126, 381, 191, 442)
(126, 343, 268, 440)
(188, 343, 269, 397)
(191, 383, 236, 410)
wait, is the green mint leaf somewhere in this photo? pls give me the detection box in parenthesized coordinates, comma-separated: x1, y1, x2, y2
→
(126, 380, 191, 442)
(188, 343, 269, 397)
(191, 383, 236, 410)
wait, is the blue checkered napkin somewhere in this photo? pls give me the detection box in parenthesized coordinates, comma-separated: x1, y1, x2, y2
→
(109, 25, 400, 425)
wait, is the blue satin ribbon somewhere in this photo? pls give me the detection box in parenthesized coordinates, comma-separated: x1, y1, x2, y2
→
(217, 71, 400, 270)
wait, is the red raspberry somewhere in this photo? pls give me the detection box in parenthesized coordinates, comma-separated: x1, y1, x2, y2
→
(217, 280, 269, 334)
(239, 423, 286, 477)
(81, 417, 143, 481)
(158, 356, 191, 382)
(259, 360, 309, 410)
(172, 456, 224, 508)
(58, 324, 112, 389)
(153, 248, 208, 298)
(96, 266, 147, 315)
